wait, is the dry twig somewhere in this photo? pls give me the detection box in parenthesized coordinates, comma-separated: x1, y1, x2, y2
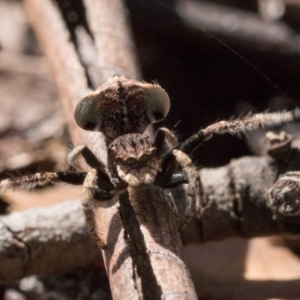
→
(176, 0, 300, 53)
(0, 199, 99, 283)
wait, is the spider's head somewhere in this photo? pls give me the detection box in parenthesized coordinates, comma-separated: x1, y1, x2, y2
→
(109, 134, 162, 187)
(74, 77, 170, 140)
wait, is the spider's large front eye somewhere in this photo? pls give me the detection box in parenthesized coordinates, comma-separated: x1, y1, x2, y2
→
(125, 157, 137, 166)
(138, 154, 149, 164)
(145, 85, 170, 123)
(115, 157, 123, 165)
(74, 95, 102, 131)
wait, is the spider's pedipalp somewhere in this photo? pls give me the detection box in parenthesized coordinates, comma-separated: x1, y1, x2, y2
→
(180, 108, 300, 154)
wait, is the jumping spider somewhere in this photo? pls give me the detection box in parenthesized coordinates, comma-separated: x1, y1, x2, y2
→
(1, 77, 300, 236)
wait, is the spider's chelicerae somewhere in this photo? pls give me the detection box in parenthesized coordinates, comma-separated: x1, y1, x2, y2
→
(1, 77, 300, 235)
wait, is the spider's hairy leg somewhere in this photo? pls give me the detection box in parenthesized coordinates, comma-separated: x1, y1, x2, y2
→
(180, 108, 300, 154)
(154, 128, 187, 187)
(0, 145, 112, 193)
(0, 171, 87, 193)
(154, 127, 179, 156)
(0, 172, 60, 192)
(172, 149, 204, 232)
(68, 145, 114, 192)
(68, 145, 106, 171)
(154, 127, 204, 231)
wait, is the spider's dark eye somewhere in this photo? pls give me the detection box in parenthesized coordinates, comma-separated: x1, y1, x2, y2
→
(125, 157, 137, 166)
(145, 85, 170, 123)
(150, 148, 157, 156)
(115, 158, 123, 165)
(74, 95, 102, 131)
(138, 154, 149, 164)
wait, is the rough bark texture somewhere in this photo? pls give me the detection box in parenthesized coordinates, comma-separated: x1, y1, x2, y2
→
(0, 199, 100, 283)
(3, 145, 300, 283)
(184, 139, 300, 244)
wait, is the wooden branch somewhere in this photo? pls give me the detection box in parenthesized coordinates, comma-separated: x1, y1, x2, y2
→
(0, 199, 100, 283)
(176, 0, 300, 53)
(183, 131, 300, 244)
(283, 0, 300, 8)
(2, 132, 300, 283)
(23, 0, 197, 298)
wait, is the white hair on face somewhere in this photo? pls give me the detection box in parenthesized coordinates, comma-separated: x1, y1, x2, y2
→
(116, 158, 162, 187)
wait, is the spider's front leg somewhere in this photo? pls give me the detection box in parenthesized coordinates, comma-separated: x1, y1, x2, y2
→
(180, 109, 300, 154)
(154, 128, 204, 232)
(153, 128, 187, 188)
(0, 170, 87, 193)
(81, 168, 115, 249)
(68, 145, 123, 249)
(67, 145, 117, 200)
(68, 145, 114, 192)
